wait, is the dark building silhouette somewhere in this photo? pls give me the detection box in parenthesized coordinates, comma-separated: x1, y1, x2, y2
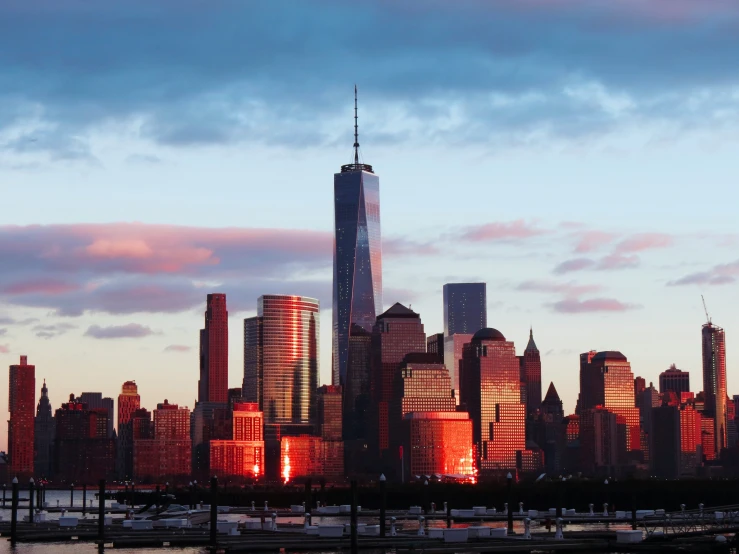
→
(199, 293, 229, 404)
(427, 333, 444, 358)
(650, 405, 681, 479)
(34, 379, 55, 478)
(459, 328, 526, 474)
(659, 365, 690, 396)
(79, 392, 114, 438)
(55, 395, 115, 484)
(371, 303, 426, 466)
(533, 382, 565, 473)
(8, 355, 35, 478)
(702, 321, 727, 456)
(343, 325, 373, 475)
(332, 89, 382, 387)
(579, 406, 619, 475)
(134, 400, 191, 482)
(317, 385, 343, 441)
(117, 381, 140, 479)
(519, 328, 542, 415)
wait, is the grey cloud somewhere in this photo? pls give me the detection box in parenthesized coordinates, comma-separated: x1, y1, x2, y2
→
(85, 323, 155, 339)
(33, 322, 78, 339)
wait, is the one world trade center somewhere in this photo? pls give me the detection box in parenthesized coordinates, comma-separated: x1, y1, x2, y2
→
(332, 87, 382, 387)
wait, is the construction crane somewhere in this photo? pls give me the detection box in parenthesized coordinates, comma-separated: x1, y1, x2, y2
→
(702, 295, 712, 325)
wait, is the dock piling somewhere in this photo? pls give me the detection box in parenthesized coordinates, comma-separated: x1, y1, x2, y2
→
(10, 477, 19, 544)
(82, 483, 87, 515)
(350, 480, 358, 554)
(29, 478, 35, 523)
(379, 474, 386, 537)
(98, 479, 105, 542)
(209, 476, 218, 549)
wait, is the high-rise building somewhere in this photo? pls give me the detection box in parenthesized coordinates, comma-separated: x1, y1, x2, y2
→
(317, 385, 343, 441)
(402, 412, 475, 480)
(534, 382, 565, 474)
(210, 402, 264, 481)
(280, 434, 345, 483)
(9, 355, 35, 478)
(199, 293, 229, 404)
(332, 89, 382, 388)
(55, 395, 116, 483)
(443, 283, 487, 337)
(579, 351, 641, 456)
(649, 405, 681, 479)
(371, 303, 426, 463)
(459, 328, 526, 473)
(244, 295, 319, 425)
(34, 379, 55, 478)
(634, 376, 646, 401)
(579, 406, 619, 474)
(134, 400, 191, 481)
(659, 365, 690, 395)
(443, 333, 474, 395)
(702, 321, 727, 456)
(426, 333, 444, 358)
(679, 403, 702, 475)
(519, 328, 542, 415)
(116, 381, 140, 480)
(78, 392, 115, 439)
(343, 325, 372, 442)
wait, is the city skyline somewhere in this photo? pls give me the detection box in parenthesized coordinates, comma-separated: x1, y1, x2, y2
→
(3, 1, 739, 451)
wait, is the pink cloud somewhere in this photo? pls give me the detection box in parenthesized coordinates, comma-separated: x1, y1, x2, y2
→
(85, 323, 155, 339)
(2, 279, 79, 295)
(615, 233, 673, 253)
(383, 237, 439, 257)
(596, 254, 640, 270)
(517, 280, 604, 297)
(551, 297, 640, 313)
(553, 258, 595, 274)
(0, 345, 9, 354)
(573, 231, 617, 253)
(462, 220, 547, 242)
(164, 344, 191, 353)
(668, 259, 739, 286)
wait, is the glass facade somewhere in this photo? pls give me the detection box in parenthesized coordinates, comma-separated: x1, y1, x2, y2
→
(659, 365, 690, 395)
(244, 295, 319, 425)
(134, 401, 192, 481)
(317, 385, 343, 440)
(702, 322, 727, 455)
(404, 412, 475, 478)
(9, 355, 35, 477)
(443, 333, 473, 394)
(343, 325, 372, 441)
(199, 293, 229, 404)
(333, 168, 382, 387)
(459, 329, 526, 472)
(280, 435, 344, 483)
(443, 283, 487, 337)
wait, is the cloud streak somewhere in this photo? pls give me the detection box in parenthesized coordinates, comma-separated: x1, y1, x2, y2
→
(550, 297, 640, 313)
(85, 323, 155, 339)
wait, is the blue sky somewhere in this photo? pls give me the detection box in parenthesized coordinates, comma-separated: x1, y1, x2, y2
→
(2, 0, 739, 447)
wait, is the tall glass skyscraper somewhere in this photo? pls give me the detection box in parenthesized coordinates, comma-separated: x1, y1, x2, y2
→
(443, 283, 487, 337)
(332, 89, 382, 386)
(702, 321, 727, 456)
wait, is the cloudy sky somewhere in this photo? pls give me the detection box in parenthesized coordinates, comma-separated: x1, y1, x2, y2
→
(2, 0, 739, 447)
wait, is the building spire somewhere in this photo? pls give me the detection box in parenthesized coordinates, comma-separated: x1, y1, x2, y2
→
(353, 84, 359, 165)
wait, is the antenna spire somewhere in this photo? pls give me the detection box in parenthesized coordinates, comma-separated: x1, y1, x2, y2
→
(353, 85, 359, 165)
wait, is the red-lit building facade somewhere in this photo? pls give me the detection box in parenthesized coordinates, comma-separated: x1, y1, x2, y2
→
(8, 355, 35, 478)
(210, 402, 264, 481)
(459, 328, 527, 475)
(117, 381, 140, 479)
(280, 435, 344, 483)
(134, 400, 191, 482)
(55, 395, 116, 483)
(702, 322, 727, 457)
(371, 303, 427, 466)
(199, 293, 229, 404)
(403, 411, 475, 479)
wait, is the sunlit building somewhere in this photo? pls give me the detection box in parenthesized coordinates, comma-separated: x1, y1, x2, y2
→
(280, 435, 344, 483)
(134, 400, 191, 481)
(332, 93, 382, 387)
(9, 355, 35, 478)
(679, 403, 702, 474)
(403, 412, 475, 479)
(210, 403, 264, 480)
(199, 293, 229, 404)
(702, 321, 727, 456)
(701, 416, 716, 461)
(117, 380, 140, 480)
(459, 328, 526, 473)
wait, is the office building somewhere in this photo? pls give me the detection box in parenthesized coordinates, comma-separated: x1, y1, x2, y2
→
(8, 355, 35, 478)
(519, 328, 542, 415)
(649, 405, 681, 478)
(280, 434, 345, 483)
(702, 320, 727, 456)
(343, 325, 372, 442)
(371, 303, 427, 463)
(679, 403, 702, 475)
(210, 402, 264, 480)
(199, 293, 229, 404)
(443, 333, 474, 394)
(459, 328, 526, 473)
(579, 407, 619, 474)
(117, 381, 140, 479)
(134, 400, 191, 481)
(427, 333, 444, 358)
(244, 295, 319, 424)
(659, 365, 690, 396)
(443, 283, 486, 337)
(55, 395, 116, 483)
(34, 379, 55, 478)
(317, 385, 343, 441)
(402, 412, 475, 480)
(333, 88, 382, 387)
(79, 392, 114, 438)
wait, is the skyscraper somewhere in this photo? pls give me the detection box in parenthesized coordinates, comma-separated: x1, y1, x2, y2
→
(371, 303, 426, 462)
(244, 295, 319, 425)
(659, 364, 690, 396)
(519, 328, 542, 415)
(459, 328, 526, 472)
(199, 293, 229, 404)
(702, 320, 727, 456)
(79, 392, 114, 438)
(117, 381, 140, 479)
(34, 379, 55, 478)
(134, 400, 191, 481)
(9, 355, 35, 477)
(443, 283, 487, 337)
(332, 88, 382, 387)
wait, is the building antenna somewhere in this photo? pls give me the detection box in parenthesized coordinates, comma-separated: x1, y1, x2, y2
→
(702, 294, 712, 324)
(353, 84, 359, 165)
